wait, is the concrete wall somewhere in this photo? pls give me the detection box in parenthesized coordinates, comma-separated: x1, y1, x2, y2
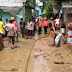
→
(0, 9, 23, 25)
(15, 9, 24, 25)
(67, 14, 72, 23)
(0, 10, 13, 24)
(64, 13, 72, 33)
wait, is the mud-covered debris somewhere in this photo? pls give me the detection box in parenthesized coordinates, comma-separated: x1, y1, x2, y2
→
(54, 61, 64, 64)
(43, 55, 47, 58)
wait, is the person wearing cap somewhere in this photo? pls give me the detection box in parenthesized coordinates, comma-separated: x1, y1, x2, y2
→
(38, 18, 42, 34)
(49, 17, 56, 32)
(11, 17, 18, 42)
(49, 17, 53, 32)
(43, 17, 49, 34)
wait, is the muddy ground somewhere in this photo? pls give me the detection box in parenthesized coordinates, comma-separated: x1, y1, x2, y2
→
(0, 38, 35, 72)
(27, 35, 72, 72)
(0, 34, 72, 72)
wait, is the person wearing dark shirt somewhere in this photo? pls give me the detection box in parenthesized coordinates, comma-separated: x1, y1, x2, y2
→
(20, 18, 25, 38)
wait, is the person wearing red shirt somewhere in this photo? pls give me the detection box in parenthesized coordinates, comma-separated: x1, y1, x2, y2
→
(43, 17, 49, 34)
(11, 17, 18, 42)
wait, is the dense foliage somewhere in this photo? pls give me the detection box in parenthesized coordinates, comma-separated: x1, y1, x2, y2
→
(44, 0, 54, 19)
(40, 0, 72, 19)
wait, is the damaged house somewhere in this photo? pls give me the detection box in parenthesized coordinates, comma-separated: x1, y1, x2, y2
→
(0, 0, 35, 25)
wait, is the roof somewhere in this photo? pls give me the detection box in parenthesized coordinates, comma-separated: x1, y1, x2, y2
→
(0, 6, 22, 16)
(0, 0, 27, 16)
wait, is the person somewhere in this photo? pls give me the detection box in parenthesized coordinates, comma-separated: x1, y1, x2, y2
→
(4, 20, 15, 49)
(0, 18, 4, 50)
(0, 33, 4, 50)
(20, 18, 25, 38)
(61, 19, 66, 35)
(5, 19, 8, 37)
(26, 19, 34, 39)
(38, 18, 42, 34)
(33, 19, 36, 34)
(31, 19, 35, 35)
(52, 31, 62, 47)
(0, 18, 4, 33)
(11, 17, 18, 42)
(5, 19, 8, 25)
(49, 17, 54, 32)
(43, 17, 49, 34)
(55, 16, 60, 30)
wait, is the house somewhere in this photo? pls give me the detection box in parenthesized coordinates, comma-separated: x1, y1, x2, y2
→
(0, 0, 35, 25)
(62, 2, 72, 32)
(62, 2, 72, 43)
(62, 2, 72, 23)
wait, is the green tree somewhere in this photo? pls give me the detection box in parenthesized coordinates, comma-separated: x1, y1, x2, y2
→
(40, 0, 72, 18)
(44, 0, 54, 19)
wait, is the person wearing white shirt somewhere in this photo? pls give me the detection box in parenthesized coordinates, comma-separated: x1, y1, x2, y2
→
(26, 19, 34, 39)
(55, 16, 60, 30)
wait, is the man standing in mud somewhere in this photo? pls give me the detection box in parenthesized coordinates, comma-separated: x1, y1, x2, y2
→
(20, 18, 25, 38)
(11, 17, 18, 41)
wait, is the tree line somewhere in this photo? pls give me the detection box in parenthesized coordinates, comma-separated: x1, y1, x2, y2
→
(40, 0, 72, 19)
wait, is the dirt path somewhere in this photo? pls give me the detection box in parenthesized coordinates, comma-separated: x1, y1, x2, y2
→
(0, 35, 72, 72)
(0, 38, 35, 72)
(27, 37, 72, 72)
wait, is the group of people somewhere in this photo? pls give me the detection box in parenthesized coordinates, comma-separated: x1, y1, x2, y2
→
(38, 17, 49, 34)
(0, 17, 36, 49)
(37, 16, 66, 47)
(0, 16, 66, 49)
(37, 16, 61, 34)
(0, 17, 18, 49)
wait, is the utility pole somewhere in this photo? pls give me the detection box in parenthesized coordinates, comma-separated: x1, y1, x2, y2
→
(23, 0, 27, 21)
(23, 2, 25, 21)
